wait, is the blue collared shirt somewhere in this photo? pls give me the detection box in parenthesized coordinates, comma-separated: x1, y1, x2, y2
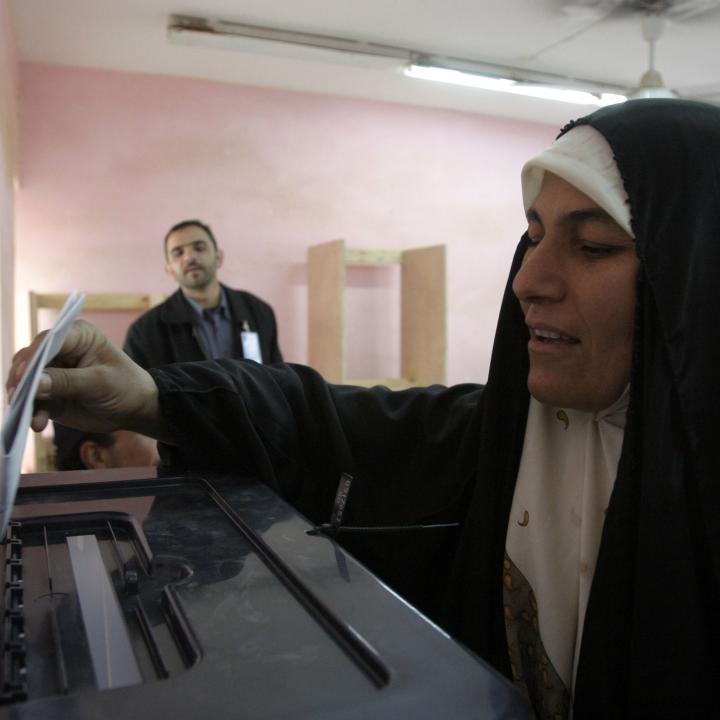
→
(183, 288, 237, 360)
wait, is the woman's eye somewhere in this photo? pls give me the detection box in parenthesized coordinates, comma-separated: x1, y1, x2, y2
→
(581, 244, 617, 258)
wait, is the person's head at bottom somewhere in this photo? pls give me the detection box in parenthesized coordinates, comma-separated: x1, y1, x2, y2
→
(53, 422, 159, 470)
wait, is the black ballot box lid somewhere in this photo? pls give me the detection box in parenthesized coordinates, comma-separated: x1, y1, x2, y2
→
(0, 468, 530, 720)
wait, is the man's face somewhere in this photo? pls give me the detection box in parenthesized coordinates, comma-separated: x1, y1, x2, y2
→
(512, 172, 639, 412)
(80, 431, 159, 469)
(165, 225, 223, 291)
(103, 431, 159, 468)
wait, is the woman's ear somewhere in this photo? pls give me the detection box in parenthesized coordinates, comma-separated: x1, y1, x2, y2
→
(78, 440, 109, 470)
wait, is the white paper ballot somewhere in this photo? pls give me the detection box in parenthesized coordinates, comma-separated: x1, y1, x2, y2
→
(0, 290, 86, 536)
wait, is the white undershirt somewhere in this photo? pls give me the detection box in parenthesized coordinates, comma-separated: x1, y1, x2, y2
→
(506, 388, 627, 694)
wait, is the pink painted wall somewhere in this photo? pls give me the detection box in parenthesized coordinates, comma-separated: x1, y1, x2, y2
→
(16, 62, 556, 386)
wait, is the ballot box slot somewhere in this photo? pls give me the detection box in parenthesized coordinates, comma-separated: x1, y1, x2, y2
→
(132, 596, 169, 678)
(203, 479, 391, 689)
(0, 514, 197, 705)
(67, 533, 143, 689)
(159, 584, 201, 671)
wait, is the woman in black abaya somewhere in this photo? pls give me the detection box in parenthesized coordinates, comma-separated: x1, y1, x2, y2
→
(10, 99, 720, 719)
(446, 99, 720, 718)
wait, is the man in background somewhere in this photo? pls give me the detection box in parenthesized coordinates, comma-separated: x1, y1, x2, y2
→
(53, 423, 159, 470)
(123, 219, 283, 368)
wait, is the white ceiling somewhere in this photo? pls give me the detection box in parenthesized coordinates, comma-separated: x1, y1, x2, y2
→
(9, 0, 720, 127)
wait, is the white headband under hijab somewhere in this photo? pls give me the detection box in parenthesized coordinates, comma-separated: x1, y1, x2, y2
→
(521, 124, 633, 238)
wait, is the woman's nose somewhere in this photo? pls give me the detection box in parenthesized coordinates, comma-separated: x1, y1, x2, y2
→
(512, 238, 566, 305)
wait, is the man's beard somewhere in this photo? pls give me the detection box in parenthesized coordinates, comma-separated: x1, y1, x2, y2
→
(181, 266, 214, 290)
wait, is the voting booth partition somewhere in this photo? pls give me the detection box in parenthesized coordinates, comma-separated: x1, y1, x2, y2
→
(308, 240, 446, 389)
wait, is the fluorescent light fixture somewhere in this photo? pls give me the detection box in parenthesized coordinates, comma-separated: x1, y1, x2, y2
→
(167, 15, 628, 106)
(405, 65, 626, 106)
(168, 15, 410, 61)
(404, 64, 516, 91)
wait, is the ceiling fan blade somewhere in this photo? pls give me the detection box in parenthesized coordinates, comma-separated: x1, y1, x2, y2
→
(665, 0, 720, 21)
(560, 0, 624, 12)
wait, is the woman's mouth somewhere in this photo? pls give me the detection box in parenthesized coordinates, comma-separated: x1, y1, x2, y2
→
(530, 327, 580, 344)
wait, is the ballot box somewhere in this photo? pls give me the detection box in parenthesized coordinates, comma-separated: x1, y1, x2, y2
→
(0, 469, 529, 719)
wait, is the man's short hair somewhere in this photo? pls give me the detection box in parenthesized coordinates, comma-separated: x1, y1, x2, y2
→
(163, 219, 218, 256)
(53, 422, 115, 471)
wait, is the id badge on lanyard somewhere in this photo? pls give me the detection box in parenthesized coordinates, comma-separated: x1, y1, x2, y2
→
(240, 321, 263, 363)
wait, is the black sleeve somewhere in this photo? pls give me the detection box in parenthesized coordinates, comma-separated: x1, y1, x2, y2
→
(150, 360, 483, 527)
(267, 308, 283, 363)
(254, 299, 282, 363)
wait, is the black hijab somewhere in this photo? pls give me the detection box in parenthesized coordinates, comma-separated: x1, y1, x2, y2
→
(444, 99, 720, 718)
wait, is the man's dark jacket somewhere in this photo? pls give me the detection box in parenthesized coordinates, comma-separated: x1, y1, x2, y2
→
(124, 285, 283, 369)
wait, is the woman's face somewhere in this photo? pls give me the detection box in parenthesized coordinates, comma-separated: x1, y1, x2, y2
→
(512, 172, 639, 412)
